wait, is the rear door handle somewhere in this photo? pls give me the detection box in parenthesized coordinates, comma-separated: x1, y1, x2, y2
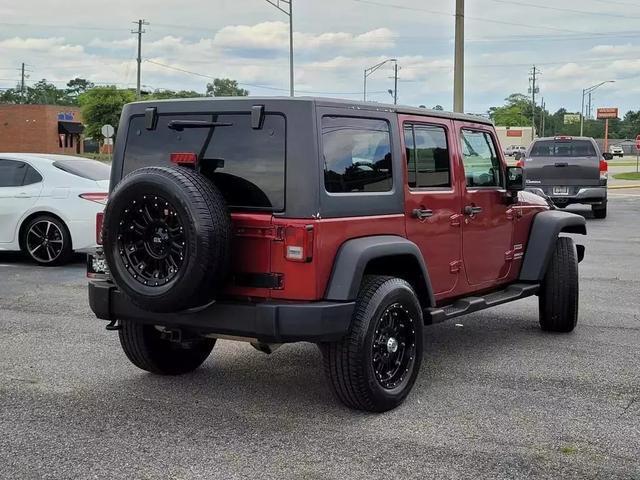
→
(464, 205, 483, 216)
(412, 208, 433, 220)
(14, 192, 30, 198)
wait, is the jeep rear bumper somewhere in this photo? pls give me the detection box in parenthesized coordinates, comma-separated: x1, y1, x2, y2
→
(88, 281, 354, 343)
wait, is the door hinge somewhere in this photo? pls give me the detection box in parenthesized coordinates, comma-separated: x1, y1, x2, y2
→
(449, 260, 463, 273)
(449, 213, 463, 227)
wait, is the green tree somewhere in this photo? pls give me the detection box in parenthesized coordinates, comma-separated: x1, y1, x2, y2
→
(66, 78, 95, 98)
(0, 87, 22, 104)
(206, 78, 249, 97)
(78, 86, 135, 139)
(25, 79, 73, 105)
(148, 89, 204, 100)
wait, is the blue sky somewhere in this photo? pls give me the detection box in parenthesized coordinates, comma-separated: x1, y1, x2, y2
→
(1, 0, 639, 116)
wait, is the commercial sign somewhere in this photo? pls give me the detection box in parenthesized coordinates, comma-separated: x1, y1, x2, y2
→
(596, 108, 618, 120)
(506, 130, 522, 137)
(564, 114, 581, 124)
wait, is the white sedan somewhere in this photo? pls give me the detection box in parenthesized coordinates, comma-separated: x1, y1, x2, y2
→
(0, 153, 109, 265)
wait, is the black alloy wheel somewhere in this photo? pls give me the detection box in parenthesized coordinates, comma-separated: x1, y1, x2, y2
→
(102, 166, 232, 313)
(117, 194, 186, 287)
(371, 302, 417, 390)
(22, 215, 72, 266)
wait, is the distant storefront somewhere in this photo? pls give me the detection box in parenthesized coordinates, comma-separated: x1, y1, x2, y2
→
(0, 104, 85, 155)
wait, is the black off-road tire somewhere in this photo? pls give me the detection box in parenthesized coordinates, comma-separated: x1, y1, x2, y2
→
(539, 237, 579, 332)
(119, 320, 215, 375)
(320, 276, 424, 412)
(21, 215, 73, 266)
(103, 166, 231, 312)
(592, 202, 607, 219)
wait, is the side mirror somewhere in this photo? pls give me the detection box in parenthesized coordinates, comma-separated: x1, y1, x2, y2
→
(514, 151, 523, 161)
(603, 152, 613, 161)
(506, 166, 525, 192)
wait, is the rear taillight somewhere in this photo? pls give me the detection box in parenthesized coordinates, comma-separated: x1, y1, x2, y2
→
(79, 192, 108, 205)
(599, 159, 608, 180)
(96, 212, 104, 245)
(284, 225, 314, 262)
(170, 152, 198, 165)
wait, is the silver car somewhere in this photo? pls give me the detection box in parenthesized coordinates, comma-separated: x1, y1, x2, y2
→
(521, 136, 609, 218)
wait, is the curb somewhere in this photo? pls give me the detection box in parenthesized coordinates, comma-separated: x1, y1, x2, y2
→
(608, 184, 640, 190)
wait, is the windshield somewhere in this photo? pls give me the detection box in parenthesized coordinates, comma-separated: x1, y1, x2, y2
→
(529, 140, 597, 157)
(52, 159, 110, 180)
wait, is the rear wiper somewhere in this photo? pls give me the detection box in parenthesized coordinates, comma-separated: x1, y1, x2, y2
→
(167, 120, 233, 131)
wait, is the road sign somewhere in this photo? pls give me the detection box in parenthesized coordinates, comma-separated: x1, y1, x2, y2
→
(596, 108, 618, 120)
(101, 124, 115, 138)
(635, 134, 640, 150)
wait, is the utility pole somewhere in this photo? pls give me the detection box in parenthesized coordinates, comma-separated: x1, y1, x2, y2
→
(20, 62, 25, 104)
(540, 98, 545, 137)
(587, 92, 592, 120)
(266, 1, 294, 96)
(529, 65, 540, 137)
(453, 0, 464, 113)
(132, 19, 149, 100)
(393, 62, 398, 105)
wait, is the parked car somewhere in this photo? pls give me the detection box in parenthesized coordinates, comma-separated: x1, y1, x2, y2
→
(88, 98, 586, 412)
(0, 154, 109, 265)
(608, 144, 624, 157)
(504, 144, 527, 156)
(520, 136, 609, 218)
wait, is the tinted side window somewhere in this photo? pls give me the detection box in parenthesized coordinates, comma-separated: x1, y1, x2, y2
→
(23, 165, 43, 185)
(460, 130, 501, 188)
(0, 160, 27, 187)
(404, 124, 451, 188)
(323, 116, 392, 193)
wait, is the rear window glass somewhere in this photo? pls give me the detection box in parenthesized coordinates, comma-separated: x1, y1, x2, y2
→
(322, 116, 392, 194)
(123, 113, 286, 211)
(530, 140, 596, 157)
(53, 159, 110, 180)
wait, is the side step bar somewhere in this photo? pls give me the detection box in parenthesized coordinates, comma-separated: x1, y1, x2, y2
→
(425, 282, 540, 325)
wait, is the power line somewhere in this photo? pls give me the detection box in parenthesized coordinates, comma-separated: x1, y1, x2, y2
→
(351, 0, 628, 36)
(488, 0, 640, 19)
(145, 59, 389, 95)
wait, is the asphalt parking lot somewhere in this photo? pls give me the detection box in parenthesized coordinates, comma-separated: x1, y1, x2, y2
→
(1, 193, 639, 480)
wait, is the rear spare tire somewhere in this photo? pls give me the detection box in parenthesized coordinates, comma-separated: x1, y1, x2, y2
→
(103, 166, 231, 312)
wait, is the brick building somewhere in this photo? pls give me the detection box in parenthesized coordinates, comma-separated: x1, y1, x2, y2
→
(0, 104, 85, 154)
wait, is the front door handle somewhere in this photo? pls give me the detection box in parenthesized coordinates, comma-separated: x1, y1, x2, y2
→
(412, 208, 433, 220)
(463, 205, 483, 216)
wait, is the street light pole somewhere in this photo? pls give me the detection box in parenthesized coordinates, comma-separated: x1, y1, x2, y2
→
(453, 0, 464, 113)
(580, 80, 615, 136)
(266, 0, 294, 96)
(363, 58, 397, 102)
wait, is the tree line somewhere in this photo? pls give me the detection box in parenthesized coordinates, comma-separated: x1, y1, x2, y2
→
(490, 93, 640, 140)
(0, 77, 248, 139)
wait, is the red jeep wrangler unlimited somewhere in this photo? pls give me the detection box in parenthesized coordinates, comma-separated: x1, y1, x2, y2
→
(89, 97, 586, 412)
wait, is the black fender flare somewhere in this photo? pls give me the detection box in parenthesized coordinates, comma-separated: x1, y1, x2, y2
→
(519, 210, 586, 282)
(324, 235, 436, 307)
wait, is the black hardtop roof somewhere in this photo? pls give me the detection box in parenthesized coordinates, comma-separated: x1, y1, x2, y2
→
(131, 96, 493, 126)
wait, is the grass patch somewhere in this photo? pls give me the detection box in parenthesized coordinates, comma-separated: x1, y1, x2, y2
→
(613, 172, 640, 181)
(560, 446, 578, 455)
(81, 153, 112, 163)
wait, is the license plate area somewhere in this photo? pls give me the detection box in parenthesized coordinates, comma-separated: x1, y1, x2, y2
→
(553, 186, 569, 195)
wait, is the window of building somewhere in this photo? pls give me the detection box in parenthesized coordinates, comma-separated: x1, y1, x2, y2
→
(404, 124, 451, 188)
(322, 116, 393, 193)
(460, 130, 502, 188)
